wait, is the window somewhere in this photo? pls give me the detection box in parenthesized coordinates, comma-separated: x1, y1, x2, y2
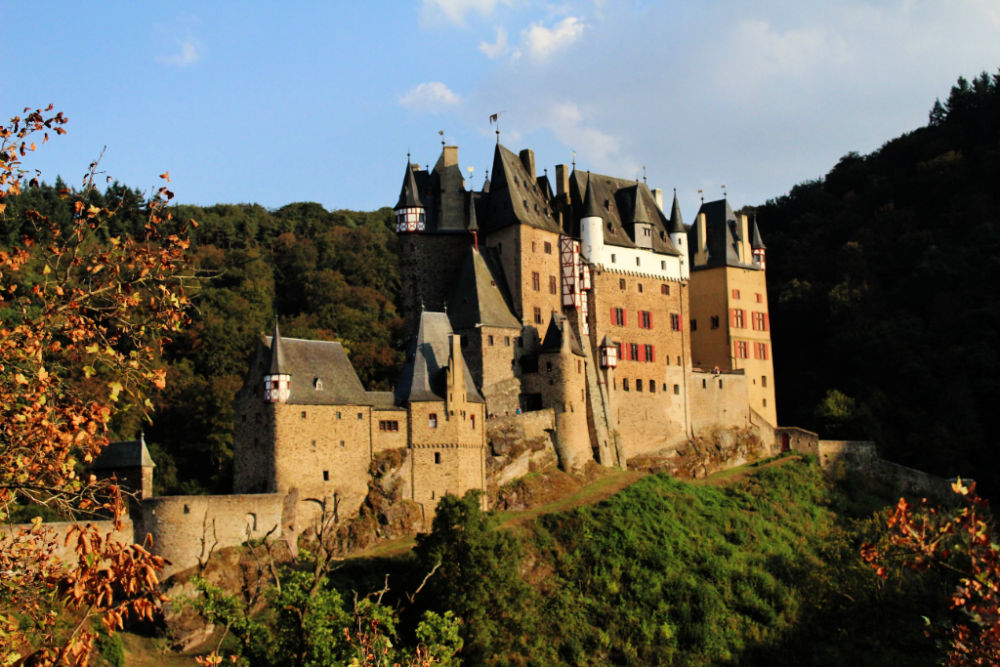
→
(649, 380, 655, 393)
(505, 336, 511, 346)
(614, 342, 622, 361)
(761, 375, 768, 387)
(755, 292, 763, 303)
(311, 440, 316, 449)
(549, 275, 558, 294)
(301, 411, 307, 419)
(629, 343, 639, 361)
(429, 413, 438, 428)
(754, 342, 769, 360)
(752, 312, 769, 331)
(619, 278, 626, 289)
(313, 377, 323, 390)
(735, 340, 749, 358)
(711, 316, 720, 329)
(340, 440, 345, 448)
(488, 335, 494, 346)
(611, 254, 617, 264)
(533, 307, 542, 324)
(636, 379, 643, 392)
(660, 261, 666, 270)
(636, 257, 641, 267)
(702, 379, 707, 388)
(470, 414, 476, 429)
(670, 313, 681, 331)
(661, 284, 670, 295)
(638, 282, 644, 293)
(673, 384, 680, 395)
(323, 470, 329, 481)
(434, 452, 441, 464)
(731, 308, 746, 329)
(644, 344, 654, 362)
(639, 310, 652, 329)
(690, 319, 697, 331)
(531, 272, 540, 291)
(379, 420, 399, 432)
(336, 411, 342, 419)
(357, 412, 363, 420)
(532, 241, 537, 252)
(732, 289, 741, 299)
(623, 378, 630, 391)
(612, 307, 625, 326)
(544, 241, 552, 254)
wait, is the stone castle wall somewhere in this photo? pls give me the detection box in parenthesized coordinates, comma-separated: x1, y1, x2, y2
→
(687, 369, 750, 436)
(140, 493, 288, 578)
(398, 233, 471, 328)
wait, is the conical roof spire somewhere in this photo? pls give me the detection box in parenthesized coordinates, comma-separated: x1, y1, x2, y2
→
(582, 173, 601, 219)
(750, 216, 767, 250)
(630, 187, 652, 224)
(466, 191, 479, 231)
(394, 160, 424, 210)
(668, 189, 685, 234)
(268, 320, 287, 375)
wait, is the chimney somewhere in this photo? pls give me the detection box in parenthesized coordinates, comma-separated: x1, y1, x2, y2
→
(740, 213, 751, 263)
(519, 148, 536, 178)
(555, 164, 570, 198)
(446, 332, 465, 411)
(652, 188, 664, 211)
(695, 212, 708, 266)
(440, 145, 459, 168)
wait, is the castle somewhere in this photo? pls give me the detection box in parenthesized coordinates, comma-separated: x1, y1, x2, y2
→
(81, 142, 780, 576)
(227, 142, 777, 524)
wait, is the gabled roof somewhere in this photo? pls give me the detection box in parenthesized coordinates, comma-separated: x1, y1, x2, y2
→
(395, 311, 484, 405)
(482, 144, 562, 234)
(569, 170, 680, 256)
(262, 336, 369, 405)
(689, 198, 756, 269)
(447, 247, 520, 331)
(539, 313, 584, 357)
(92, 435, 156, 470)
(394, 162, 424, 210)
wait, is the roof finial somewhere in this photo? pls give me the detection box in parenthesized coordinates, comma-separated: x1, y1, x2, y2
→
(439, 129, 445, 147)
(698, 189, 704, 203)
(721, 184, 727, 200)
(489, 111, 504, 144)
(642, 165, 647, 184)
(571, 150, 576, 169)
(406, 150, 411, 164)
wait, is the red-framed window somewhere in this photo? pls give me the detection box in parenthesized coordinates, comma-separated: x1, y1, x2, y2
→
(644, 344, 654, 362)
(670, 313, 681, 331)
(611, 307, 626, 326)
(754, 342, 769, 360)
(661, 284, 670, 295)
(734, 340, 749, 358)
(639, 310, 652, 329)
(730, 308, 746, 329)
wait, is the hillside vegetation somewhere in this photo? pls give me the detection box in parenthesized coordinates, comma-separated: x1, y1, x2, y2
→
(759, 69, 1000, 493)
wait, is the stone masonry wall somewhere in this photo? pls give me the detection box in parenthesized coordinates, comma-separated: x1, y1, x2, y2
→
(687, 369, 750, 436)
(371, 408, 408, 453)
(141, 493, 286, 578)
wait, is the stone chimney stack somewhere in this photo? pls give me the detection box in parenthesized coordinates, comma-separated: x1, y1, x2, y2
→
(652, 188, 664, 211)
(440, 145, 459, 168)
(519, 148, 536, 178)
(555, 164, 570, 198)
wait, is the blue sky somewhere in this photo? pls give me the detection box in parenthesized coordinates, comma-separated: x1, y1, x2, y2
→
(3, 1, 998, 214)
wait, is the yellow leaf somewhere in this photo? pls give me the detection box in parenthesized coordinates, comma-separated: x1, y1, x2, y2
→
(42, 264, 51, 275)
(108, 381, 122, 402)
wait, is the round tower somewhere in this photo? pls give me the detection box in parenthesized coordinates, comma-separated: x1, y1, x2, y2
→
(263, 322, 290, 403)
(668, 189, 688, 278)
(580, 174, 604, 262)
(750, 216, 767, 270)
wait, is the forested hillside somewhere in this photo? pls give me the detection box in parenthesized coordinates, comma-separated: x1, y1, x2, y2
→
(758, 70, 1000, 493)
(3, 188, 404, 494)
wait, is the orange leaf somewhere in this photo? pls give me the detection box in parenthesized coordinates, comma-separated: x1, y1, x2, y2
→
(159, 171, 170, 183)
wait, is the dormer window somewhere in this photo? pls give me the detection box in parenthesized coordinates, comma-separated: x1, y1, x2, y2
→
(313, 378, 323, 391)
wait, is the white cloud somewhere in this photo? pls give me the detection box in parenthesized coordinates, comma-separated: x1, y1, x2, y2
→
(398, 82, 462, 112)
(479, 26, 508, 59)
(543, 101, 623, 167)
(520, 16, 584, 60)
(159, 39, 200, 67)
(421, 0, 509, 26)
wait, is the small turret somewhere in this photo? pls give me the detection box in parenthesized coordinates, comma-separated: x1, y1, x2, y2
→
(580, 174, 604, 262)
(394, 160, 426, 233)
(629, 187, 654, 249)
(668, 190, 688, 277)
(750, 216, 767, 270)
(599, 334, 618, 369)
(263, 322, 291, 403)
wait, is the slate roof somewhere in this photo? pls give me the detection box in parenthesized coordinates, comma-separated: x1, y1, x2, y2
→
(481, 144, 563, 234)
(394, 162, 424, 209)
(689, 198, 757, 269)
(539, 313, 585, 356)
(446, 246, 521, 331)
(92, 436, 155, 470)
(750, 217, 767, 250)
(395, 311, 484, 405)
(367, 391, 401, 409)
(668, 191, 685, 234)
(568, 170, 681, 256)
(263, 335, 369, 405)
(268, 322, 287, 374)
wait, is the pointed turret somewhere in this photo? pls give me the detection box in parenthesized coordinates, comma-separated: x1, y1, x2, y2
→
(580, 174, 604, 262)
(750, 216, 767, 269)
(264, 321, 291, 403)
(668, 190, 684, 234)
(630, 188, 652, 224)
(394, 160, 427, 233)
(668, 190, 688, 277)
(466, 191, 479, 249)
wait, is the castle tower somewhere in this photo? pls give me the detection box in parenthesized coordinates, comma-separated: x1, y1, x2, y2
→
(750, 216, 766, 270)
(579, 175, 603, 263)
(687, 199, 776, 426)
(394, 159, 426, 233)
(263, 321, 290, 403)
(668, 190, 689, 279)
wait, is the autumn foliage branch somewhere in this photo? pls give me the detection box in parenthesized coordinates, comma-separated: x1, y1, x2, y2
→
(862, 479, 1000, 666)
(0, 106, 192, 665)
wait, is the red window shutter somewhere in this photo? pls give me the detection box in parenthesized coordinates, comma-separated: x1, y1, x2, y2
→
(611, 307, 615, 323)
(649, 312, 654, 329)
(764, 313, 770, 331)
(637, 345, 644, 362)
(623, 310, 627, 327)
(730, 309, 737, 327)
(650, 345, 655, 362)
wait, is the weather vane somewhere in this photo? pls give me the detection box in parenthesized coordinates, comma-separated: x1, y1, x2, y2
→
(489, 111, 505, 143)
